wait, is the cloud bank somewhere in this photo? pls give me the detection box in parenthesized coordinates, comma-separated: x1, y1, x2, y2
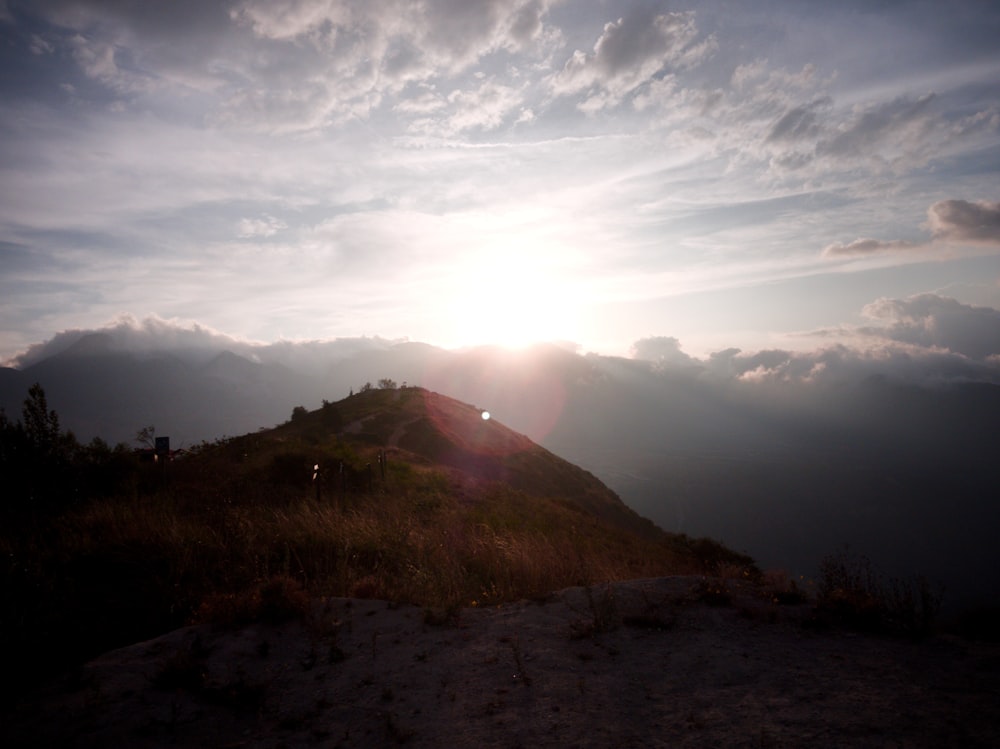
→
(10, 291, 1000, 389)
(628, 293, 1000, 387)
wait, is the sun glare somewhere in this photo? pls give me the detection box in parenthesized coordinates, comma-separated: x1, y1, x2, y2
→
(446, 246, 580, 349)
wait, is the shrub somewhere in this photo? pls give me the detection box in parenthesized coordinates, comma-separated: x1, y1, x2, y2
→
(761, 568, 810, 605)
(817, 548, 942, 635)
(195, 576, 310, 628)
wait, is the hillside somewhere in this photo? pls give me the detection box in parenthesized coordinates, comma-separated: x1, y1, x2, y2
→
(0, 386, 752, 702)
(283, 386, 665, 539)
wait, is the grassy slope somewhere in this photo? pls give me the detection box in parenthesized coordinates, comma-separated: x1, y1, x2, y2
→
(0, 387, 754, 697)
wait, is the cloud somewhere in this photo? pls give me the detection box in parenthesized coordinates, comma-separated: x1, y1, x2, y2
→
(408, 77, 529, 136)
(822, 198, 1000, 257)
(69, 34, 130, 90)
(927, 199, 1000, 246)
(231, 0, 353, 42)
(822, 237, 921, 257)
(7, 314, 402, 371)
(237, 214, 287, 239)
(765, 97, 832, 143)
(393, 87, 447, 116)
(639, 293, 1000, 387)
(9, 314, 255, 368)
(232, 0, 555, 80)
(10, 290, 1000, 391)
(507, 0, 547, 47)
(725, 66, 957, 180)
(24, 0, 557, 134)
(40, 0, 233, 40)
(710, 341, 1000, 388)
(629, 336, 699, 368)
(550, 10, 712, 109)
(817, 94, 936, 161)
(28, 0, 236, 96)
(861, 293, 1000, 361)
(29, 33, 54, 54)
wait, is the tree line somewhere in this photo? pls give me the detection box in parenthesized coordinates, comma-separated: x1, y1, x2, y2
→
(0, 384, 138, 515)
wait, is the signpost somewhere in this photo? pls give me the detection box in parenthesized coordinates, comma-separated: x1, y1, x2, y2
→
(154, 436, 170, 482)
(154, 436, 170, 457)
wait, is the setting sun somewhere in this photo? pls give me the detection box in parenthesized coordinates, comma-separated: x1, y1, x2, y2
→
(445, 244, 581, 349)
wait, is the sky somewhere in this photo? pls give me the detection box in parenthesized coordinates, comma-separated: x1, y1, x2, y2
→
(2, 0, 1000, 365)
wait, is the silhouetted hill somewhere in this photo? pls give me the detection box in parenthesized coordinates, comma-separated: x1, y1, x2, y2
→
(289, 386, 664, 539)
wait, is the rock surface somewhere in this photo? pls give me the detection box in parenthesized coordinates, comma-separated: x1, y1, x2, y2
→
(6, 577, 999, 748)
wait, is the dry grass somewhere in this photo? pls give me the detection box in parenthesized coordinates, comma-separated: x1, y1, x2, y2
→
(1, 458, 749, 699)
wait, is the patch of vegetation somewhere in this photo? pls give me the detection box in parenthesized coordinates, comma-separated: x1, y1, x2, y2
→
(196, 576, 311, 628)
(759, 568, 811, 605)
(691, 577, 733, 606)
(816, 547, 943, 635)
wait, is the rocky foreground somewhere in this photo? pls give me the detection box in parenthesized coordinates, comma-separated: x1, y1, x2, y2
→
(5, 577, 999, 748)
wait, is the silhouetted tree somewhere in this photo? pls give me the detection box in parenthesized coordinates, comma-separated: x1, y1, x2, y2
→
(135, 425, 156, 449)
(3, 384, 77, 511)
(2, 385, 140, 515)
(359, 382, 373, 393)
(22, 383, 63, 457)
(291, 405, 308, 423)
(378, 378, 397, 390)
(0, 406, 23, 474)
(321, 399, 342, 431)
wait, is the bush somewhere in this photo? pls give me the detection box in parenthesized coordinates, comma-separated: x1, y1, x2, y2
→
(817, 548, 942, 635)
(195, 576, 310, 628)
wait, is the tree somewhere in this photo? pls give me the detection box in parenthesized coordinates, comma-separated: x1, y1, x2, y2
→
(321, 399, 342, 431)
(135, 425, 156, 449)
(3, 384, 79, 511)
(359, 382, 373, 393)
(22, 383, 61, 455)
(378, 378, 397, 390)
(291, 405, 308, 423)
(0, 406, 21, 469)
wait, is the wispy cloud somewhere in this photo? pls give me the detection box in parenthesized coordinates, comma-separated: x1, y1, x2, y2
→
(822, 238, 922, 257)
(549, 9, 714, 110)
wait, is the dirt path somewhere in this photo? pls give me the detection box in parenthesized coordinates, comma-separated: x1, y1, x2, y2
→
(6, 577, 999, 748)
(340, 414, 418, 448)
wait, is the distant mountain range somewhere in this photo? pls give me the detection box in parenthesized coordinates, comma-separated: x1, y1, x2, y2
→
(3, 336, 998, 613)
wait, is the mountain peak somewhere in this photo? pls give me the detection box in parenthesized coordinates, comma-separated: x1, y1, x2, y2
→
(268, 386, 665, 540)
(58, 332, 115, 358)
